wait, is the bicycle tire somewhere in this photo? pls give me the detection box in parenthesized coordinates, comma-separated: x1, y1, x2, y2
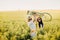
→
(40, 12, 52, 22)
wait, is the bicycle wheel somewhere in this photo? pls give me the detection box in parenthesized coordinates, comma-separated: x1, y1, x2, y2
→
(40, 12, 52, 22)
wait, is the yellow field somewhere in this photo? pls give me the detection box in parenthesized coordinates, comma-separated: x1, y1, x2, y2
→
(0, 10, 60, 40)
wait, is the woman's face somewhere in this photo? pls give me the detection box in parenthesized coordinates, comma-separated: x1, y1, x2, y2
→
(33, 14, 38, 17)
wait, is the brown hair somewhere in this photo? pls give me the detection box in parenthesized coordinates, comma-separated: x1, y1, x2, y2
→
(28, 18, 32, 22)
(37, 17, 42, 22)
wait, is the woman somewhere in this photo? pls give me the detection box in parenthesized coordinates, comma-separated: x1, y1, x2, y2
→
(37, 16, 44, 28)
(27, 16, 36, 38)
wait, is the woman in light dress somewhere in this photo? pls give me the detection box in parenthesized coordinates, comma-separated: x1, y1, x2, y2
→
(27, 16, 36, 38)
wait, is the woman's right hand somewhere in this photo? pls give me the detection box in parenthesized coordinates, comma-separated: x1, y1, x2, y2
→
(31, 29, 36, 33)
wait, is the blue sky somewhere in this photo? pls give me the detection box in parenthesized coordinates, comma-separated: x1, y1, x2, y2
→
(0, 0, 60, 11)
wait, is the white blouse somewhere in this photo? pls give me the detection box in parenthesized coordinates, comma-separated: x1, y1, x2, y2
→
(28, 20, 36, 30)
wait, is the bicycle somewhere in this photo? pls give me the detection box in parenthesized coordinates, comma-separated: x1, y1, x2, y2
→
(27, 10, 52, 22)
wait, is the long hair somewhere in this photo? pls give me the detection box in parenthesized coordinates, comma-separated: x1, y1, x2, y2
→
(37, 17, 42, 22)
(28, 17, 32, 22)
